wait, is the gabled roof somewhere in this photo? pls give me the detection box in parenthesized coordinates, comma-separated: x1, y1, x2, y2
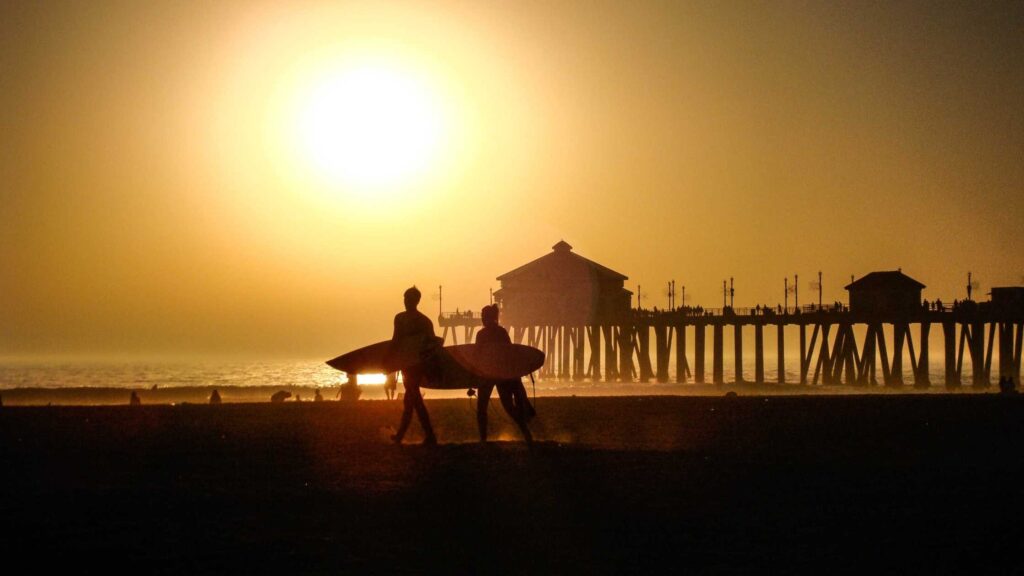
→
(496, 241, 629, 282)
(845, 271, 926, 291)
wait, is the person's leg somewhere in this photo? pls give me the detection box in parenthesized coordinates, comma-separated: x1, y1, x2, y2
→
(496, 382, 519, 417)
(393, 390, 414, 443)
(477, 383, 494, 442)
(497, 383, 532, 444)
(515, 380, 536, 419)
(393, 369, 420, 443)
(407, 379, 436, 444)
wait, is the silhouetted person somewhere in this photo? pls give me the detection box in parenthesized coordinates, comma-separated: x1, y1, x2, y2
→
(475, 304, 534, 443)
(314, 389, 323, 402)
(384, 372, 398, 400)
(338, 374, 362, 401)
(209, 389, 222, 404)
(271, 390, 291, 403)
(130, 391, 141, 406)
(391, 286, 438, 445)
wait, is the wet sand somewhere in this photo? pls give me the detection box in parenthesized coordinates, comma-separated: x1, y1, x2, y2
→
(2, 395, 1022, 574)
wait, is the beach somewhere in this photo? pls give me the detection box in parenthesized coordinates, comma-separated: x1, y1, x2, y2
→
(2, 394, 1022, 574)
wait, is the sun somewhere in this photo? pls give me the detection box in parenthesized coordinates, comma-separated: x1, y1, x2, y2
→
(295, 64, 445, 189)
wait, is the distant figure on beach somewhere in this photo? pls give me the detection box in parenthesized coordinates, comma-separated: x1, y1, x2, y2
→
(338, 374, 362, 401)
(130, 391, 141, 406)
(271, 390, 291, 403)
(475, 304, 534, 443)
(209, 389, 222, 404)
(384, 372, 398, 400)
(314, 389, 323, 402)
(390, 286, 438, 445)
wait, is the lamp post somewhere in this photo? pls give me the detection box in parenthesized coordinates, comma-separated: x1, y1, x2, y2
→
(818, 271, 822, 308)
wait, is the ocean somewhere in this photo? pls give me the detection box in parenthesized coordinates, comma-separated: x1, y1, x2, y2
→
(0, 358, 989, 406)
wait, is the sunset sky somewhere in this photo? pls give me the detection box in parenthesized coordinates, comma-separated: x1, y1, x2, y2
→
(2, 1, 1022, 359)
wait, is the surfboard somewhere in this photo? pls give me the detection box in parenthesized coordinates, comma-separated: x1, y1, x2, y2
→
(443, 343, 545, 380)
(325, 336, 443, 374)
(326, 339, 543, 390)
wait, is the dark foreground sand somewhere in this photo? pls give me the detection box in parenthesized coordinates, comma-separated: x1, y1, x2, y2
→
(2, 395, 1023, 574)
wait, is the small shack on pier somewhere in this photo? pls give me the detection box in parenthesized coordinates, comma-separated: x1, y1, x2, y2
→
(845, 271, 925, 315)
(493, 241, 632, 326)
(989, 287, 1024, 313)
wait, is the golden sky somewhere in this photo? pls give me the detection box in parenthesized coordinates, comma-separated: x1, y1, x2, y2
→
(2, 1, 1022, 359)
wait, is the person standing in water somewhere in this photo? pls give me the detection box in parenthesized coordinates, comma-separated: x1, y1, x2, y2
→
(475, 304, 535, 443)
(391, 286, 438, 445)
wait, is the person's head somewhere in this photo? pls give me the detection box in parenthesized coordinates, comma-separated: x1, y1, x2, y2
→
(404, 286, 421, 311)
(481, 304, 499, 327)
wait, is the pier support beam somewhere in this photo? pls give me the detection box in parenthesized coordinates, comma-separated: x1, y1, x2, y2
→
(915, 322, 930, 388)
(637, 325, 654, 382)
(655, 325, 670, 383)
(587, 326, 601, 381)
(602, 325, 618, 381)
(889, 323, 906, 387)
(618, 326, 634, 382)
(675, 324, 689, 384)
(777, 323, 785, 384)
(712, 324, 724, 385)
(1015, 323, 1024, 385)
(799, 325, 808, 385)
(943, 322, 958, 388)
(857, 324, 879, 386)
(694, 324, 706, 384)
(565, 325, 573, 379)
(734, 324, 744, 384)
(755, 324, 764, 384)
(573, 326, 586, 381)
(970, 321, 986, 388)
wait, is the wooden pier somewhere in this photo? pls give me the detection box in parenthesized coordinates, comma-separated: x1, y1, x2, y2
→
(440, 305, 1024, 388)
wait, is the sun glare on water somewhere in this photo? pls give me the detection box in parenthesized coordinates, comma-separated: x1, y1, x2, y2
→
(295, 64, 445, 191)
(345, 373, 387, 385)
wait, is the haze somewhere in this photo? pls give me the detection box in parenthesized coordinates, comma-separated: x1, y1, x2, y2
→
(2, 1, 1022, 360)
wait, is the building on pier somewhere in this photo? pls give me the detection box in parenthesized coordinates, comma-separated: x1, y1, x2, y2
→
(990, 287, 1024, 312)
(845, 271, 925, 315)
(493, 240, 632, 326)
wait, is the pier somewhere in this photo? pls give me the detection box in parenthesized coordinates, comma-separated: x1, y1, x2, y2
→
(440, 304, 1024, 388)
(438, 242, 1024, 388)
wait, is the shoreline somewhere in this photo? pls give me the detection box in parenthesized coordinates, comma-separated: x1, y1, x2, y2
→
(0, 380, 1002, 406)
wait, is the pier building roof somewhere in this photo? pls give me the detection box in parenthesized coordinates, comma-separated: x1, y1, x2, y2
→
(493, 241, 632, 325)
(496, 240, 629, 282)
(844, 271, 926, 291)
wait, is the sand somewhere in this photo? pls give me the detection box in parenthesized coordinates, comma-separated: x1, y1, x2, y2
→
(1, 395, 1022, 574)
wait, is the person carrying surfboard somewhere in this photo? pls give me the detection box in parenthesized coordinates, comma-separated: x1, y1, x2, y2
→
(390, 286, 439, 445)
(475, 304, 535, 443)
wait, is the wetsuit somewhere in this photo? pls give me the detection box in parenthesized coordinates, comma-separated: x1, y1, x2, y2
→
(475, 324, 534, 442)
(392, 309, 438, 444)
